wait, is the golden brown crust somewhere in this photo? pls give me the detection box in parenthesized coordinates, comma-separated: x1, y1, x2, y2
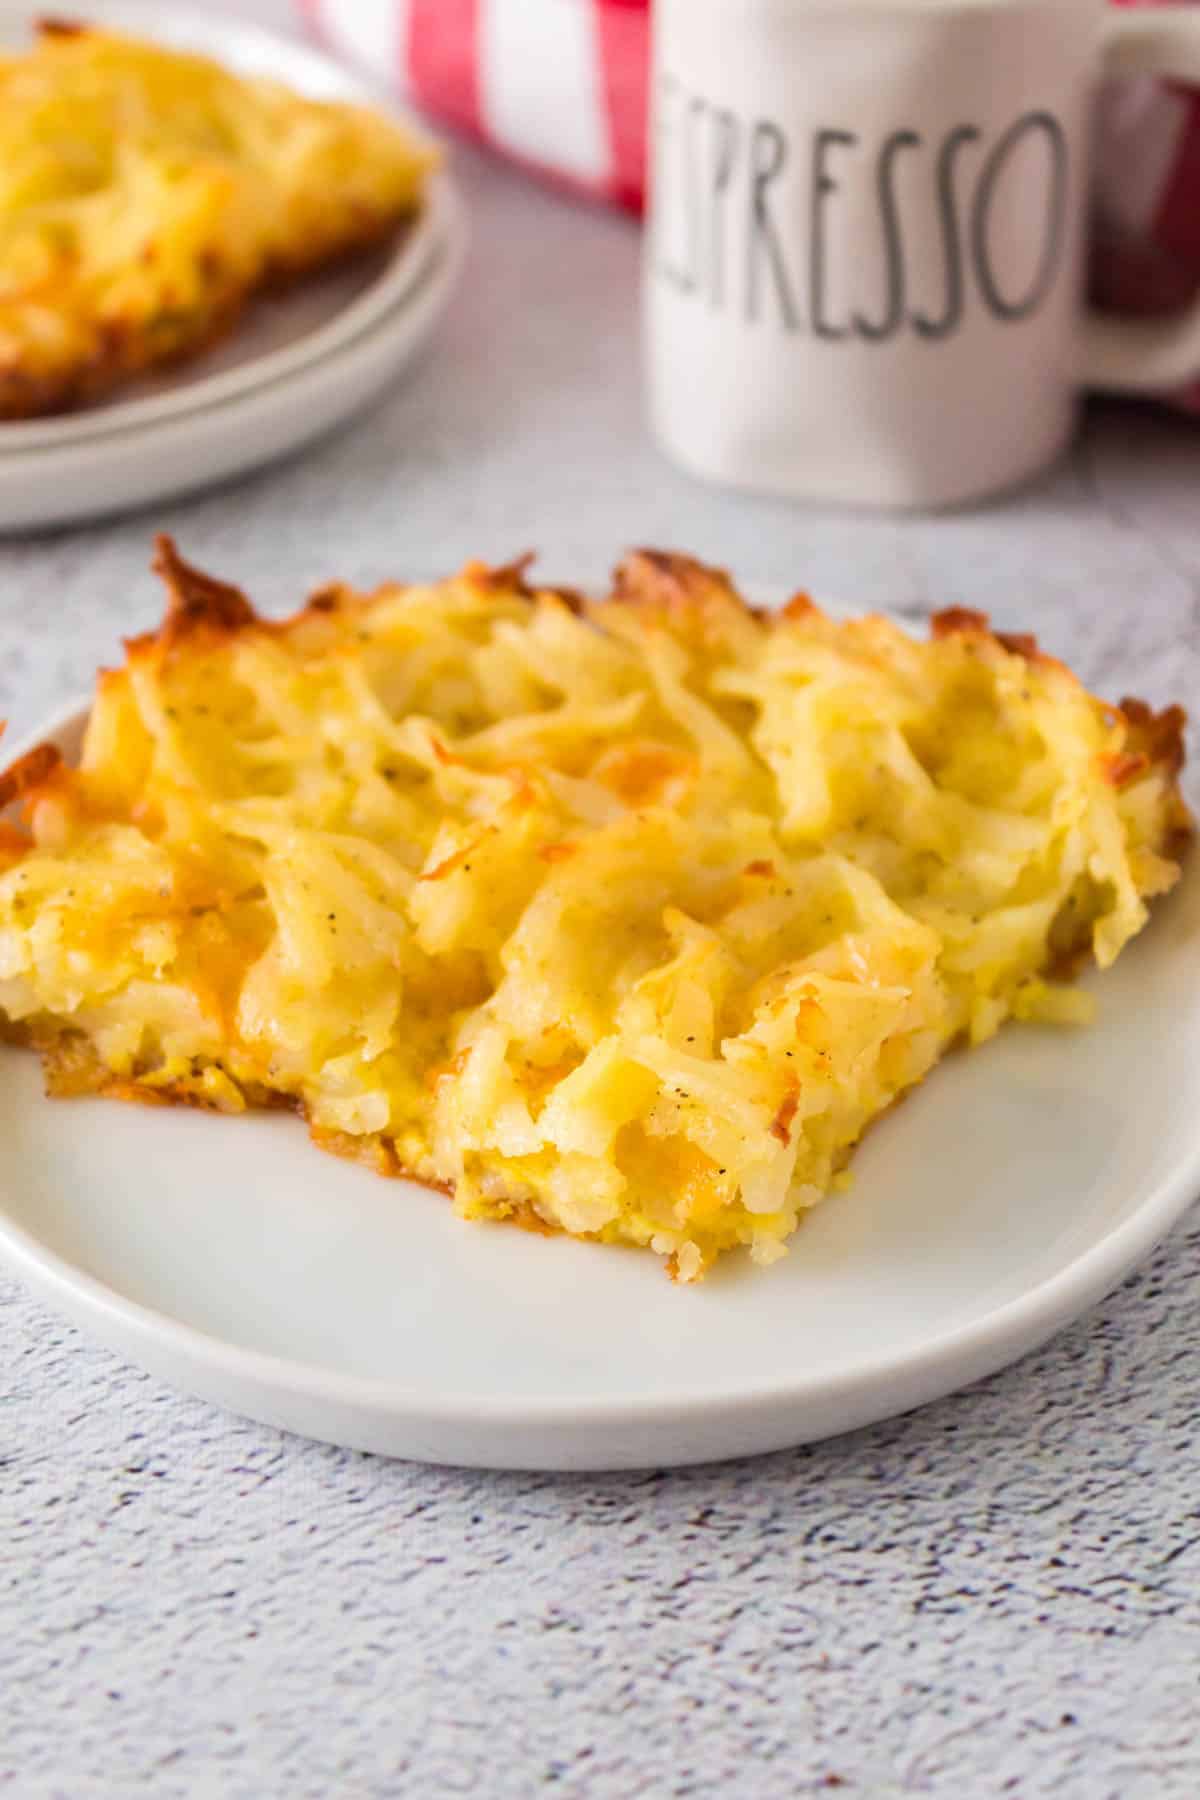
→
(304, 587, 340, 614)
(931, 609, 1057, 670)
(0, 230, 419, 423)
(1119, 696, 1188, 777)
(929, 610, 1190, 787)
(1, 541, 1192, 812)
(0, 741, 62, 812)
(5, 1013, 608, 1256)
(0, 821, 32, 856)
(930, 606, 991, 639)
(456, 551, 589, 615)
(152, 534, 257, 636)
(499, 1199, 563, 1240)
(310, 1125, 420, 1184)
(993, 629, 1041, 661)
(0, 540, 1190, 827)
(35, 17, 86, 40)
(461, 553, 538, 595)
(19, 1023, 277, 1110)
(931, 608, 1086, 685)
(19, 1024, 175, 1103)
(544, 586, 587, 618)
(614, 549, 705, 605)
(613, 549, 750, 613)
(1098, 749, 1151, 789)
(17, 1013, 461, 1188)
(0, 286, 247, 423)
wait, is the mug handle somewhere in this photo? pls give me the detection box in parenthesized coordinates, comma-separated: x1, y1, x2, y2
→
(1080, 7, 1200, 392)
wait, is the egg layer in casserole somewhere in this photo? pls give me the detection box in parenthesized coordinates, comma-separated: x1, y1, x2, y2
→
(0, 543, 1188, 1280)
(0, 22, 434, 417)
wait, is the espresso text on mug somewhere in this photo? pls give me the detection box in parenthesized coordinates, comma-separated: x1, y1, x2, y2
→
(651, 74, 1070, 342)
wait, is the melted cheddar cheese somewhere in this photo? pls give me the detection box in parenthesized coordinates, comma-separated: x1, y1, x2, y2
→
(0, 543, 1187, 1279)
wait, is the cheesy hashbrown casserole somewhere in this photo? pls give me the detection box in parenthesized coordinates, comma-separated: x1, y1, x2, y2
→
(0, 542, 1188, 1280)
(0, 21, 435, 418)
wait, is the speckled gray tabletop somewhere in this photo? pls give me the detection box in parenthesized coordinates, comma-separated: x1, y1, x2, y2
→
(4, 5, 1200, 1795)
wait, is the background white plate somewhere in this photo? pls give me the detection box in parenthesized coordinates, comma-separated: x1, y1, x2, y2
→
(0, 4, 463, 513)
(0, 3, 448, 450)
(0, 188, 465, 531)
(0, 681, 1197, 1470)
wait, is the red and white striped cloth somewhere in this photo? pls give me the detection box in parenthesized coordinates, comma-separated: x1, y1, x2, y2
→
(302, 0, 1200, 407)
(300, 0, 648, 211)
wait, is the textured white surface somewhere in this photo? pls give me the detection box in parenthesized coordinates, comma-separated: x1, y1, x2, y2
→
(4, 2, 1200, 1792)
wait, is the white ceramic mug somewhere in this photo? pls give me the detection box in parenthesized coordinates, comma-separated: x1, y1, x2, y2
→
(644, 0, 1200, 509)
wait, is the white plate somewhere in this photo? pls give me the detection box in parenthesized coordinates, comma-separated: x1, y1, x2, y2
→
(0, 3, 453, 453)
(0, 690, 1198, 1470)
(0, 194, 465, 531)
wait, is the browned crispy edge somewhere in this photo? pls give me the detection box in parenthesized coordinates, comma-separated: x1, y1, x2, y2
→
(612, 550, 1189, 784)
(0, 222, 412, 422)
(0, 540, 1190, 1284)
(0, 532, 1188, 832)
(3, 1013, 583, 1247)
(35, 17, 86, 39)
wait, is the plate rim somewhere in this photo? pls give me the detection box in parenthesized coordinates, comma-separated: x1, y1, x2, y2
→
(0, 195, 466, 530)
(0, 1, 452, 451)
(0, 180, 467, 462)
(1, 655, 1197, 1438)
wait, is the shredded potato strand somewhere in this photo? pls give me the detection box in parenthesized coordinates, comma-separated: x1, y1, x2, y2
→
(0, 542, 1187, 1279)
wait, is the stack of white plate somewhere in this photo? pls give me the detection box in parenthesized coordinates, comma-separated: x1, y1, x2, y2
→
(0, 5, 467, 533)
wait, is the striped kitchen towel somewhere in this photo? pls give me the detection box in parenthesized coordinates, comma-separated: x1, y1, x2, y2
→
(301, 0, 648, 211)
(301, 0, 1200, 405)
